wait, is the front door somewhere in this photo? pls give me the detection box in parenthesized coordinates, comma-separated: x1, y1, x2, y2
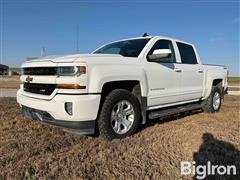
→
(144, 39, 182, 108)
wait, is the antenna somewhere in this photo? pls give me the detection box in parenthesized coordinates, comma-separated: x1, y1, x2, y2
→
(142, 32, 149, 37)
(41, 47, 46, 57)
(76, 25, 79, 53)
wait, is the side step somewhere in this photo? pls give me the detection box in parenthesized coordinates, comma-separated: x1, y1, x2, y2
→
(148, 102, 202, 119)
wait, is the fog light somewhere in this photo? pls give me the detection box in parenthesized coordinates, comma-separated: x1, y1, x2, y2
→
(65, 102, 73, 115)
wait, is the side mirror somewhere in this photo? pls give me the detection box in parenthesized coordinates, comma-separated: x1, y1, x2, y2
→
(148, 49, 172, 61)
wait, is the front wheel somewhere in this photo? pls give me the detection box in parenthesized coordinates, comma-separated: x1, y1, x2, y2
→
(98, 89, 141, 140)
(202, 85, 222, 113)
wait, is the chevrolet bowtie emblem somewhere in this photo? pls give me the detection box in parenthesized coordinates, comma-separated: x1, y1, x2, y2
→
(26, 76, 33, 83)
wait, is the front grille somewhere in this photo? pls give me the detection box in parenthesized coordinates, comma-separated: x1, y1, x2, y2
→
(24, 83, 56, 95)
(23, 67, 57, 75)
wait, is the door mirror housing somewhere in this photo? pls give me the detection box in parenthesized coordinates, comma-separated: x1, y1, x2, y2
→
(148, 49, 172, 61)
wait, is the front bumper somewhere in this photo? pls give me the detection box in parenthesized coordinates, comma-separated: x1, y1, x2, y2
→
(17, 89, 101, 133)
(22, 105, 95, 134)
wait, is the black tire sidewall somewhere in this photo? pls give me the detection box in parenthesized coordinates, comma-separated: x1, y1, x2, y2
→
(210, 86, 222, 112)
(99, 89, 141, 139)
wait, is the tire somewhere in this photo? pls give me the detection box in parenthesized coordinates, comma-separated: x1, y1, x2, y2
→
(202, 85, 222, 113)
(98, 89, 141, 140)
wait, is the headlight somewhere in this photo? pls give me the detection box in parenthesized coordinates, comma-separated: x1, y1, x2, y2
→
(57, 66, 86, 76)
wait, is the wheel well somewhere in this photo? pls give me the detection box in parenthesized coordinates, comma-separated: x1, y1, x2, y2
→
(99, 81, 142, 113)
(212, 79, 223, 86)
(97, 80, 146, 125)
(212, 79, 224, 98)
(101, 80, 141, 100)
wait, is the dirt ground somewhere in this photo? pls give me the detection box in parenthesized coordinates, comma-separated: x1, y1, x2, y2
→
(0, 96, 239, 179)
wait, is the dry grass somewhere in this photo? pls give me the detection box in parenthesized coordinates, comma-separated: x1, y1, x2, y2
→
(0, 76, 20, 88)
(228, 77, 240, 85)
(0, 96, 239, 179)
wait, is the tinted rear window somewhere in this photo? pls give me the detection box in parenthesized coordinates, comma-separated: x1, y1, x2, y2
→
(177, 42, 198, 64)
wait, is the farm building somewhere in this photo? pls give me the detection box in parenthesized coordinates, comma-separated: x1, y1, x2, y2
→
(0, 64, 9, 75)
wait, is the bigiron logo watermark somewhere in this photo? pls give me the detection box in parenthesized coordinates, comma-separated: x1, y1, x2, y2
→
(181, 161, 237, 179)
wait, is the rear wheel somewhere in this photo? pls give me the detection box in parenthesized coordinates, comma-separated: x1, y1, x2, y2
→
(98, 89, 141, 140)
(202, 85, 222, 113)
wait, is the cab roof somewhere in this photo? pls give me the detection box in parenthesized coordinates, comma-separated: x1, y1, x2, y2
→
(114, 35, 193, 45)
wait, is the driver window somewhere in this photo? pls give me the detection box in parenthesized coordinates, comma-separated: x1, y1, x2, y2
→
(101, 47, 120, 54)
(147, 40, 176, 63)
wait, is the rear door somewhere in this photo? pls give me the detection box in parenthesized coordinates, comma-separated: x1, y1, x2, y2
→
(176, 42, 204, 101)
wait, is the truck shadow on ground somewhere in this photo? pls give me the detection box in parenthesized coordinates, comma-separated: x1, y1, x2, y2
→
(193, 133, 240, 180)
(143, 109, 202, 128)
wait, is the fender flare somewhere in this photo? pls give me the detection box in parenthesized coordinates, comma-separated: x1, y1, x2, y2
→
(88, 65, 149, 96)
(203, 76, 224, 99)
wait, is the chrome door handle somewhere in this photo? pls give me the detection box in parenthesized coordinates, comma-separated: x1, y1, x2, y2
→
(198, 69, 203, 73)
(174, 68, 182, 72)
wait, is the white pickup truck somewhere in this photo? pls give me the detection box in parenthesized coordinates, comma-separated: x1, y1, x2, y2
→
(17, 35, 228, 139)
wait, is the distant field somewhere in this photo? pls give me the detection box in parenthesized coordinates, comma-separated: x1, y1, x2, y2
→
(0, 76, 20, 88)
(228, 77, 240, 85)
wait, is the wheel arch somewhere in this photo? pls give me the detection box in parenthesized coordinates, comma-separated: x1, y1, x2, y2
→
(99, 80, 147, 124)
(203, 78, 224, 100)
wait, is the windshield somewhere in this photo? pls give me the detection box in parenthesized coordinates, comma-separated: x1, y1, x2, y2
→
(93, 38, 150, 57)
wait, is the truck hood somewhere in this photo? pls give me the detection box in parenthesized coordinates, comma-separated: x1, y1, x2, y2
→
(27, 54, 124, 63)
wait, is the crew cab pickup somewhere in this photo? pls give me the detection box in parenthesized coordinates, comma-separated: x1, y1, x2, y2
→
(17, 35, 228, 139)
